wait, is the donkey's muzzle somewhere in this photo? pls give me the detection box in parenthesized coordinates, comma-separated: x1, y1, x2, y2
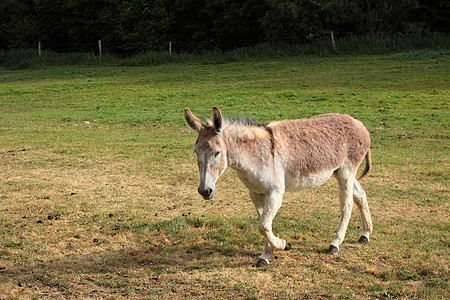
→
(198, 187, 214, 200)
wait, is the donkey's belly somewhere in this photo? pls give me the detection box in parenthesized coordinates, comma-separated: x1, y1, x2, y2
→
(285, 169, 335, 192)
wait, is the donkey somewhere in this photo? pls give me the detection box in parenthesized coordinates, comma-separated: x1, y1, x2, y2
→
(184, 106, 372, 267)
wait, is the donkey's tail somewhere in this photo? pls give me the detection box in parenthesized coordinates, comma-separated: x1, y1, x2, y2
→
(357, 149, 372, 180)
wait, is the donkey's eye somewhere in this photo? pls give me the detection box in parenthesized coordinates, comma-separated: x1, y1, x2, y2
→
(214, 150, 221, 157)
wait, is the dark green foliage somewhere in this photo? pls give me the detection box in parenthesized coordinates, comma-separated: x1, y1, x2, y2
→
(0, 0, 448, 54)
(0, 0, 40, 49)
(118, 0, 173, 52)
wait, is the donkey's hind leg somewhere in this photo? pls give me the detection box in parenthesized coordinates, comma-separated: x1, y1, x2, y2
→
(330, 170, 355, 255)
(353, 180, 372, 243)
(249, 190, 290, 267)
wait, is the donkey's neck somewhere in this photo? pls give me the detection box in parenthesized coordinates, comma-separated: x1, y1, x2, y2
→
(222, 123, 273, 171)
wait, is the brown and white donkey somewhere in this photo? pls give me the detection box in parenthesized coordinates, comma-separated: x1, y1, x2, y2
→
(184, 106, 372, 267)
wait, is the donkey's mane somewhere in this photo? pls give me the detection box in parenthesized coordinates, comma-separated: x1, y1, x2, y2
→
(224, 117, 263, 127)
(202, 115, 263, 128)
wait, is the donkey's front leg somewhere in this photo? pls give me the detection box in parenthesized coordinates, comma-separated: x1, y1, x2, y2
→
(249, 190, 291, 267)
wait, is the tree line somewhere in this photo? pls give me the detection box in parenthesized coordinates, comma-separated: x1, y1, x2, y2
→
(0, 0, 448, 54)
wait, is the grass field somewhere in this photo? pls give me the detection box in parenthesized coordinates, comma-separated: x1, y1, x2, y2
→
(0, 51, 449, 299)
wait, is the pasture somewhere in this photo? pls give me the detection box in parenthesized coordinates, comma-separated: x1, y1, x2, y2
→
(0, 51, 449, 298)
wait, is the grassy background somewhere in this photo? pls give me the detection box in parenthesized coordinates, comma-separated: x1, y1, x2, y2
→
(0, 51, 449, 298)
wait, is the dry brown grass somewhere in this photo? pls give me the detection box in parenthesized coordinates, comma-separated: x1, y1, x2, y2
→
(1, 141, 448, 299)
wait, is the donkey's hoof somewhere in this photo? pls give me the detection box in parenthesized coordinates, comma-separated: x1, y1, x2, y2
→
(284, 241, 292, 250)
(358, 236, 369, 244)
(328, 245, 339, 255)
(253, 259, 269, 268)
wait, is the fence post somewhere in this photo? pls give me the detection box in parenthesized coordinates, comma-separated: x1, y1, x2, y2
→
(38, 42, 41, 56)
(98, 40, 102, 61)
(169, 41, 172, 56)
(330, 31, 336, 49)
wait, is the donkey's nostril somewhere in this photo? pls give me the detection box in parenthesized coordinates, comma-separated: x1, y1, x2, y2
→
(198, 187, 213, 199)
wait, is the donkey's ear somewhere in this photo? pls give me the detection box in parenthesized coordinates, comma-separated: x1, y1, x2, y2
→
(211, 106, 223, 135)
(184, 108, 203, 133)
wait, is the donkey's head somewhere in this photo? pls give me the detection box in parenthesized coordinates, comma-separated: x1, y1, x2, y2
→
(184, 106, 228, 200)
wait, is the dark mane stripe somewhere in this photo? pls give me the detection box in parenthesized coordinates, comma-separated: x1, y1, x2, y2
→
(225, 117, 263, 127)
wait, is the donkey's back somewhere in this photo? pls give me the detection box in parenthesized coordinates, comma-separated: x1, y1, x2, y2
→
(267, 113, 371, 184)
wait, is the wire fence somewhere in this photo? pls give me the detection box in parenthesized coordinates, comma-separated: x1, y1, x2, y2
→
(2, 32, 447, 68)
(14, 32, 345, 56)
(30, 39, 295, 54)
(9, 30, 430, 55)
